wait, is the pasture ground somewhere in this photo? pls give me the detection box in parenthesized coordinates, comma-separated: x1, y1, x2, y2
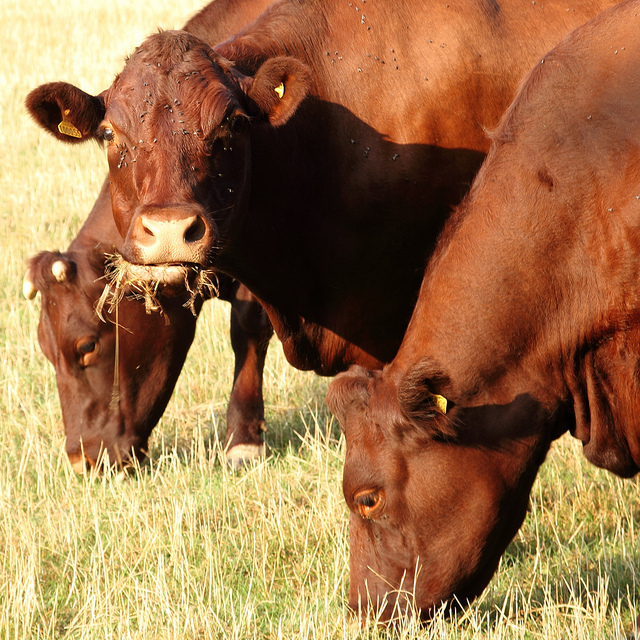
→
(0, 0, 638, 637)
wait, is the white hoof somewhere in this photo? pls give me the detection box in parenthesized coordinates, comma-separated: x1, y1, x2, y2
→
(226, 443, 266, 469)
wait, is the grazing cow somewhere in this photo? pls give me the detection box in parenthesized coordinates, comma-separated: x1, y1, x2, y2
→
(328, 0, 640, 621)
(25, 181, 272, 471)
(25, 0, 277, 470)
(24, 0, 620, 379)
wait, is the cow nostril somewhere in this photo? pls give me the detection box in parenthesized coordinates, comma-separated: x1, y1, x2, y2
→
(141, 220, 156, 239)
(184, 215, 206, 244)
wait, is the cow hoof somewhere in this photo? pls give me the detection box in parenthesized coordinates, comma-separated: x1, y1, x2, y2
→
(226, 443, 266, 469)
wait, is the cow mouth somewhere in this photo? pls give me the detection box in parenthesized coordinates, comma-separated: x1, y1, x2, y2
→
(124, 262, 196, 286)
(98, 253, 218, 318)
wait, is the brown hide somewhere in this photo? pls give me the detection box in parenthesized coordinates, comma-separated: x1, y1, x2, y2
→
(329, 0, 640, 620)
(27, 180, 272, 471)
(184, 0, 274, 40)
(25, 0, 620, 376)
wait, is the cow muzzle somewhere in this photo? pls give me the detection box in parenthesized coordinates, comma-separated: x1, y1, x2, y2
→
(349, 574, 422, 624)
(67, 451, 130, 483)
(67, 450, 97, 474)
(67, 441, 134, 475)
(124, 205, 215, 266)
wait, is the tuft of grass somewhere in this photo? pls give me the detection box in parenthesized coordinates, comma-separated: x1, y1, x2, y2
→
(97, 253, 219, 318)
(0, 0, 638, 638)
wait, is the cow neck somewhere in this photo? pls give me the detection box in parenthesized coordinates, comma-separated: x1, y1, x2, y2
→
(214, 0, 325, 77)
(208, 8, 378, 371)
(390, 45, 640, 471)
(391, 148, 639, 418)
(68, 180, 120, 258)
(210, 1, 463, 372)
(182, 0, 275, 46)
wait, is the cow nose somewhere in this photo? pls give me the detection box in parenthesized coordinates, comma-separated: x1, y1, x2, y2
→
(67, 450, 95, 474)
(127, 206, 213, 265)
(140, 214, 205, 245)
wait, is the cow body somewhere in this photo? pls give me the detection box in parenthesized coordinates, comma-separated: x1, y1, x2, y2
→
(328, 0, 640, 619)
(26, 0, 619, 377)
(26, 180, 272, 471)
(25, 0, 277, 470)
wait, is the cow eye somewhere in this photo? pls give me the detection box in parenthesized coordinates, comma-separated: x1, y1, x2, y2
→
(75, 338, 100, 367)
(228, 115, 245, 134)
(78, 340, 96, 355)
(353, 489, 384, 520)
(102, 127, 114, 142)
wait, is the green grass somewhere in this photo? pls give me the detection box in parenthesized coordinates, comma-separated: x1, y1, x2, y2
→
(0, 0, 638, 637)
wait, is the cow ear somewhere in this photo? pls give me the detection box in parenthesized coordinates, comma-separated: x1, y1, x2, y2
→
(49, 256, 78, 284)
(326, 365, 374, 429)
(24, 251, 54, 300)
(25, 82, 105, 144)
(247, 56, 312, 126)
(397, 357, 456, 438)
(23, 254, 44, 300)
(24, 251, 78, 299)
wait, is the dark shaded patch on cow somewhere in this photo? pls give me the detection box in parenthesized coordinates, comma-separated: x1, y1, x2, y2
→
(537, 168, 555, 191)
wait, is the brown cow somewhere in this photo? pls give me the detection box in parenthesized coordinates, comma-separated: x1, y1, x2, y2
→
(328, 0, 640, 621)
(25, 0, 619, 380)
(25, 0, 277, 470)
(25, 181, 273, 471)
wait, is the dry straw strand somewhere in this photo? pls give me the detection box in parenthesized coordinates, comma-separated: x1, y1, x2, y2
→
(95, 253, 219, 322)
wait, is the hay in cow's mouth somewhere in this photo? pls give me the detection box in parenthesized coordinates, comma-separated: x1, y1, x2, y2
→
(95, 253, 218, 321)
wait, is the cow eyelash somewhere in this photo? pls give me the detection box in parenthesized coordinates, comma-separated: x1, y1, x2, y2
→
(77, 340, 96, 355)
(353, 489, 384, 520)
(354, 490, 379, 507)
(75, 337, 100, 368)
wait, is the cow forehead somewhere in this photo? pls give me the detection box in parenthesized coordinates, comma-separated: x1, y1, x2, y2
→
(105, 52, 241, 140)
(131, 30, 222, 71)
(116, 31, 239, 104)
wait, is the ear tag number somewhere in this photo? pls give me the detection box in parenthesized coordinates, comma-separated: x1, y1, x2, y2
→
(58, 109, 82, 138)
(274, 82, 285, 99)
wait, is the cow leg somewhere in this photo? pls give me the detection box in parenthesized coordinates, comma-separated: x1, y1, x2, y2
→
(225, 285, 273, 468)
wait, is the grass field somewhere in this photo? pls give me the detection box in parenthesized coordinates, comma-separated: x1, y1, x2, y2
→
(0, 0, 639, 637)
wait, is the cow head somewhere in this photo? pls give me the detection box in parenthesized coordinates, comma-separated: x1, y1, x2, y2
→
(26, 31, 312, 283)
(327, 362, 558, 622)
(24, 247, 199, 472)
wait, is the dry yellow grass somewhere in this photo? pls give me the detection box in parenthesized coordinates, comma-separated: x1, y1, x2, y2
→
(0, 0, 638, 638)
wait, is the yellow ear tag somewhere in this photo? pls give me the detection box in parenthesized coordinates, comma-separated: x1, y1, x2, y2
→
(433, 394, 448, 415)
(274, 82, 285, 99)
(57, 109, 82, 138)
